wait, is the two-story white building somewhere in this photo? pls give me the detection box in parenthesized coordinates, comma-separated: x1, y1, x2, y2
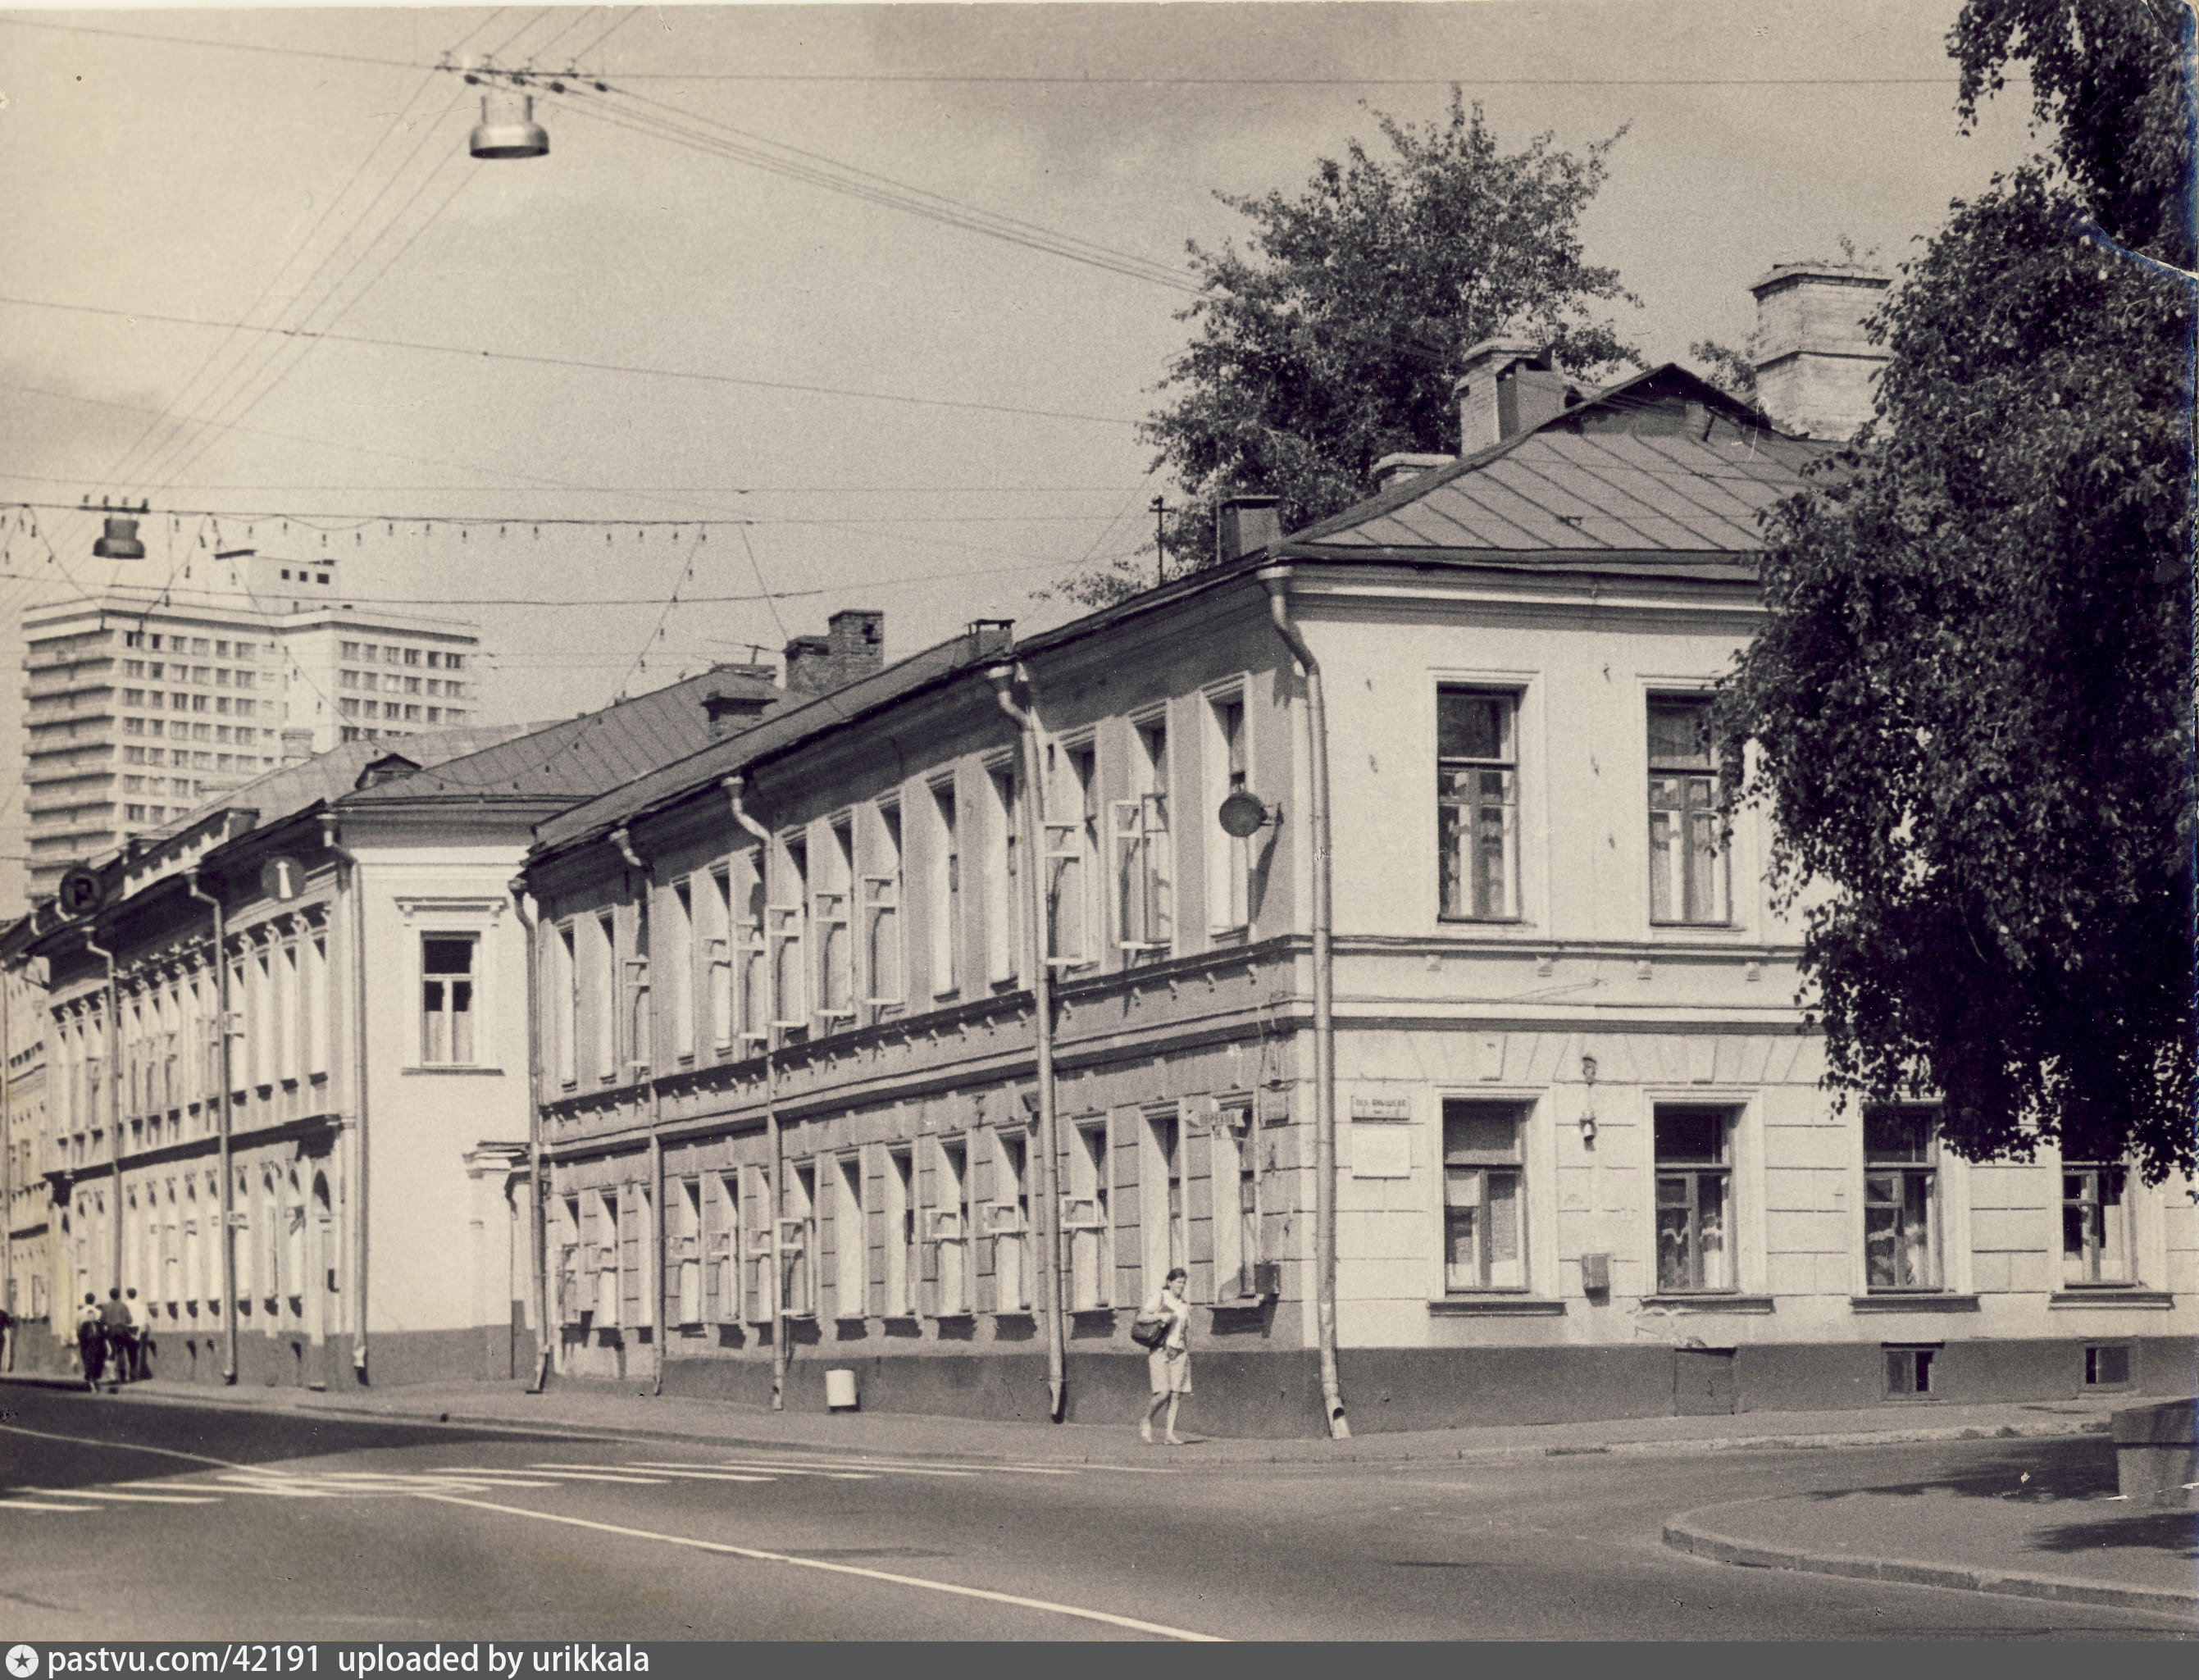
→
(515, 352, 2191, 1435)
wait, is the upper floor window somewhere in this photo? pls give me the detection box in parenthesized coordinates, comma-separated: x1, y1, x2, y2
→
(1044, 742, 1098, 968)
(1864, 1107, 1941, 1291)
(667, 880, 695, 1061)
(1648, 699, 1728, 924)
(1439, 689, 1519, 920)
(986, 765, 1022, 986)
(1207, 694, 1251, 931)
(928, 780, 961, 997)
(817, 820, 856, 1029)
(2062, 1163, 2131, 1286)
(1115, 715, 1173, 956)
(592, 913, 617, 1080)
(421, 936, 477, 1064)
(771, 836, 810, 1045)
(865, 804, 904, 1019)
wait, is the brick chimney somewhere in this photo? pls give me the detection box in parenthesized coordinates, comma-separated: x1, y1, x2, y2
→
(967, 619, 1015, 661)
(1746, 262, 1892, 439)
(1217, 495, 1281, 563)
(1371, 453, 1452, 493)
(700, 662, 777, 740)
(1454, 339, 1578, 453)
(783, 610, 887, 699)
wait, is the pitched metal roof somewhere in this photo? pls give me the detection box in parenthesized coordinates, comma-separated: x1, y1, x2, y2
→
(1279, 363, 1829, 578)
(530, 626, 1010, 859)
(340, 665, 784, 805)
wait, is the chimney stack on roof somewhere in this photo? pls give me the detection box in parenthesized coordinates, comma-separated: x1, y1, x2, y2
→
(1372, 453, 1453, 493)
(1746, 262, 1891, 439)
(967, 619, 1016, 662)
(782, 609, 886, 699)
(700, 662, 777, 740)
(1217, 495, 1282, 564)
(1454, 339, 1579, 453)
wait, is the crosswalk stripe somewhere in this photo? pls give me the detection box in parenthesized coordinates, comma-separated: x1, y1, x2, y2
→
(19, 1487, 221, 1505)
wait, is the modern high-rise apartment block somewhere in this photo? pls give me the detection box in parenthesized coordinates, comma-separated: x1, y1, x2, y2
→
(16, 527, 485, 902)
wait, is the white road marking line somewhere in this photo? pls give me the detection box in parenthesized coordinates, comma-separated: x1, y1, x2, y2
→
(522, 1466, 672, 1484)
(0, 1500, 102, 1513)
(714, 1459, 969, 1477)
(411, 1490, 1224, 1641)
(19, 1487, 221, 1505)
(703, 1464, 876, 1479)
(617, 1466, 777, 1482)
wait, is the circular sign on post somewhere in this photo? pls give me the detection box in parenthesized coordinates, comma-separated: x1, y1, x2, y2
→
(57, 865, 106, 920)
(260, 855, 306, 902)
(1218, 790, 1273, 839)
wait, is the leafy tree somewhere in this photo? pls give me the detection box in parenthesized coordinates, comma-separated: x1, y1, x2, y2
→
(1719, 0, 2195, 1182)
(1687, 339, 1760, 403)
(1045, 91, 1639, 606)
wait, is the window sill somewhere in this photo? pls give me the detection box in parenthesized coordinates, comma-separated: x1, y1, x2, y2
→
(1428, 1295, 1567, 1316)
(1068, 1306, 1116, 1322)
(1639, 1294, 1775, 1313)
(930, 1311, 976, 1324)
(399, 1064, 505, 1077)
(1850, 1293, 1980, 1313)
(1648, 920, 1739, 931)
(831, 1313, 868, 1326)
(2049, 1289, 2173, 1309)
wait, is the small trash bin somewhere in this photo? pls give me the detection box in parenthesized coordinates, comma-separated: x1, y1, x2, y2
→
(825, 1368, 858, 1411)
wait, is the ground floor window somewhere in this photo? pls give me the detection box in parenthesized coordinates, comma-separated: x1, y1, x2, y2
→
(1655, 1107, 1732, 1292)
(2061, 1164, 2131, 1285)
(1442, 1100, 1525, 1291)
(1864, 1107, 1940, 1291)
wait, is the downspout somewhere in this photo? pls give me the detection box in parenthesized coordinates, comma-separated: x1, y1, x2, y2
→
(320, 813, 371, 1382)
(612, 826, 665, 1397)
(986, 662, 1068, 1422)
(185, 869, 238, 1386)
(2, 958, 15, 1350)
(80, 925, 123, 1307)
(509, 878, 553, 1395)
(1257, 565, 1350, 1440)
(722, 776, 785, 1410)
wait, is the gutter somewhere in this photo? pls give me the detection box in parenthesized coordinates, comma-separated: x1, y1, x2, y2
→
(985, 662, 1068, 1423)
(80, 925, 123, 1309)
(509, 877, 553, 1395)
(1256, 565, 1350, 1441)
(319, 813, 371, 1384)
(612, 827, 666, 1399)
(184, 868, 238, 1386)
(722, 776, 785, 1411)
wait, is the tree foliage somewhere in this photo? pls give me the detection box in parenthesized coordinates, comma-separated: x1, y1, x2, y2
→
(1045, 92, 1639, 607)
(1719, 0, 2196, 1181)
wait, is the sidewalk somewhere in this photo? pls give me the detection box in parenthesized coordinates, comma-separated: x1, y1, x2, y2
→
(11, 1369, 2191, 1619)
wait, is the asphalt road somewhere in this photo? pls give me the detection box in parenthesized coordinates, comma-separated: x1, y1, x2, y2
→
(0, 1386, 2188, 1641)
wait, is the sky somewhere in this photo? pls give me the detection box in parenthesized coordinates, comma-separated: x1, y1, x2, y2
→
(0, 0, 2045, 898)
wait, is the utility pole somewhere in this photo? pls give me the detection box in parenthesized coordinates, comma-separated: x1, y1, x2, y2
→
(1150, 495, 1168, 588)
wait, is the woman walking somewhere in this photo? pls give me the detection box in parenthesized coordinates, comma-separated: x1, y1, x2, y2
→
(1140, 1267, 1191, 1446)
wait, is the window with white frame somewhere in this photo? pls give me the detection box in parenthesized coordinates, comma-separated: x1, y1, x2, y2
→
(1044, 741, 1098, 968)
(991, 1131, 1031, 1310)
(667, 881, 694, 1061)
(782, 1163, 816, 1318)
(1655, 1107, 1734, 1292)
(626, 898, 651, 1076)
(1065, 1120, 1112, 1309)
(306, 933, 328, 1079)
(771, 835, 809, 1045)
(591, 1189, 621, 1326)
(420, 934, 478, 1064)
(1444, 1100, 1527, 1291)
(1214, 1101, 1260, 1298)
(1439, 690, 1520, 920)
(735, 857, 767, 1049)
(834, 1154, 865, 1320)
(742, 1164, 774, 1324)
(674, 1178, 703, 1326)
(1115, 715, 1173, 955)
(928, 779, 961, 996)
(1207, 692, 1251, 931)
(591, 913, 617, 1080)
(886, 1147, 916, 1316)
(864, 803, 904, 1021)
(1146, 1109, 1186, 1286)
(1647, 699, 1728, 924)
(986, 763, 1022, 986)
(2062, 1163, 2133, 1285)
(553, 923, 578, 1086)
(933, 1138, 972, 1313)
(1864, 1107, 1942, 1291)
(817, 818, 856, 1029)
(711, 1174, 739, 1323)
(705, 868, 735, 1054)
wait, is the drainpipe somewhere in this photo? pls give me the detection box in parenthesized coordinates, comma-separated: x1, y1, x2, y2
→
(510, 878, 553, 1395)
(1257, 566, 1350, 1441)
(320, 813, 370, 1383)
(185, 869, 238, 1386)
(2, 960, 15, 1351)
(611, 826, 666, 1398)
(722, 776, 784, 1410)
(986, 662, 1068, 1423)
(81, 924, 124, 1309)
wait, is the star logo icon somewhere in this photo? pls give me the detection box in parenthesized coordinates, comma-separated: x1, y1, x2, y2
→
(7, 1645, 39, 1679)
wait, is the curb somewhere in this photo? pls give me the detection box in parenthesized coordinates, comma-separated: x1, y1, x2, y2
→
(0, 1373, 93, 1392)
(2, 1373, 2123, 1469)
(1661, 1509, 2199, 1619)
